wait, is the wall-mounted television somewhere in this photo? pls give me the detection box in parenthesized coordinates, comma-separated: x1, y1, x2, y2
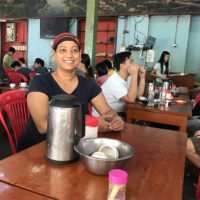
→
(40, 18, 69, 39)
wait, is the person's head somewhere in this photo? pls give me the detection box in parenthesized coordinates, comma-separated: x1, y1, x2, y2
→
(11, 61, 21, 70)
(18, 57, 25, 64)
(34, 58, 44, 68)
(81, 53, 94, 77)
(158, 51, 170, 74)
(103, 59, 112, 70)
(52, 32, 81, 72)
(8, 47, 16, 55)
(81, 53, 90, 68)
(159, 51, 170, 64)
(113, 51, 133, 71)
(95, 61, 108, 77)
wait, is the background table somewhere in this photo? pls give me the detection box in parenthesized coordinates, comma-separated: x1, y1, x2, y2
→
(126, 96, 192, 132)
(0, 86, 27, 93)
(0, 124, 187, 200)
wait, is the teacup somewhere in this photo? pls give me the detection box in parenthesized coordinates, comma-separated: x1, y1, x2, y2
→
(99, 145, 119, 159)
(91, 151, 108, 159)
(10, 83, 16, 88)
(19, 82, 27, 87)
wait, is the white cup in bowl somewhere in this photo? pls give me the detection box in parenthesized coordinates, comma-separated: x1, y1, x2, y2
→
(19, 82, 27, 87)
(99, 145, 119, 159)
(10, 83, 16, 88)
(91, 151, 108, 159)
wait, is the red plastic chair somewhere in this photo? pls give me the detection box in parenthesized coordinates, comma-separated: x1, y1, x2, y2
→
(7, 72, 28, 85)
(29, 71, 37, 80)
(4, 68, 14, 74)
(0, 90, 29, 154)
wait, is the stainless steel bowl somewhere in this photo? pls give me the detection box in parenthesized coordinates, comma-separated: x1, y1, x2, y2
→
(74, 138, 134, 176)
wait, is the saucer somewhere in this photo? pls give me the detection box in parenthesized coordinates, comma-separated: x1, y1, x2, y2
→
(19, 85, 28, 88)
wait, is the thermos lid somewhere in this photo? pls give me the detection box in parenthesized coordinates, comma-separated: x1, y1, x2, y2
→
(49, 94, 77, 108)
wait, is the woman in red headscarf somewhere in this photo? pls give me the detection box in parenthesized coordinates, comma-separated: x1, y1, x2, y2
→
(17, 33, 124, 151)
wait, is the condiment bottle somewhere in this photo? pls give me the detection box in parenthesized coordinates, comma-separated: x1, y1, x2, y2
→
(107, 169, 128, 200)
(83, 115, 98, 139)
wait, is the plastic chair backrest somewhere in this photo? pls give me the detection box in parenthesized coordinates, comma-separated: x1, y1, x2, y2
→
(0, 90, 29, 154)
(4, 68, 13, 73)
(7, 72, 28, 85)
(29, 72, 37, 80)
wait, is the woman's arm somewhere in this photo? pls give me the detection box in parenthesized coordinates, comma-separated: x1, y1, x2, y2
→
(91, 92, 124, 132)
(168, 73, 181, 77)
(27, 92, 49, 134)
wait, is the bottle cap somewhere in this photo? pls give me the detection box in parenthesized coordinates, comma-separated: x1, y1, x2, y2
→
(109, 169, 128, 184)
(85, 115, 98, 127)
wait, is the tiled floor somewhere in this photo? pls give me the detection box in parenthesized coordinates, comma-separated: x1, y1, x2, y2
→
(0, 129, 197, 199)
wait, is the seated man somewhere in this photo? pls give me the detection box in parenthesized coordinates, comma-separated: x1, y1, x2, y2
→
(92, 51, 146, 118)
(18, 57, 27, 67)
(11, 61, 32, 81)
(186, 130, 200, 168)
(34, 58, 48, 74)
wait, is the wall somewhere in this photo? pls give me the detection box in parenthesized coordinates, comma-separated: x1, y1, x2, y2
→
(185, 15, 200, 81)
(116, 15, 191, 73)
(27, 18, 75, 68)
(27, 19, 52, 68)
(27, 15, 200, 82)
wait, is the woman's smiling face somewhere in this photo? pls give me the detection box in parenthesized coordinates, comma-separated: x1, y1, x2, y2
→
(52, 40, 81, 71)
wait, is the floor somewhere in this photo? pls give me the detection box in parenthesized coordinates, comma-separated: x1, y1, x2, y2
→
(0, 128, 197, 200)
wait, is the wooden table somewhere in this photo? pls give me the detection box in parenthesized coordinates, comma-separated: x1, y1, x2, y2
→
(145, 70, 196, 90)
(0, 124, 187, 200)
(0, 181, 55, 200)
(126, 97, 192, 132)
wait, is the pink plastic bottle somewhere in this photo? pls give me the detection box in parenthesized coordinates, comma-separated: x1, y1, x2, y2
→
(107, 169, 128, 200)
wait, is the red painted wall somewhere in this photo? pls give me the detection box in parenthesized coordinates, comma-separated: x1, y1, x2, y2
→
(1, 21, 27, 64)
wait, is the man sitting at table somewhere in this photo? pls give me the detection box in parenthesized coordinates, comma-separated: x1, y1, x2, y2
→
(11, 61, 32, 81)
(186, 130, 200, 168)
(92, 51, 146, 118)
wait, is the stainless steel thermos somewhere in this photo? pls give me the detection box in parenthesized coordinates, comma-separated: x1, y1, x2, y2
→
(46, 94, 85, 163)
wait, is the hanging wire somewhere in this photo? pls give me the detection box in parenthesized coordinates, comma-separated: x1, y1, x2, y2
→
(68, 18, 76, 29)
(122, 17, 128, 46)
(173, 15, 179, 45)
(133, 16, 147, 44)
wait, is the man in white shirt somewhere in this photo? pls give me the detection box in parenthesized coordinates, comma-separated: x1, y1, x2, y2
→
(92, 51, 146, 117)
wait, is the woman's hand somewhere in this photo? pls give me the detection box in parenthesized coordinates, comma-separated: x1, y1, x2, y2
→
(109, 116, 125, 131)
(98, 114, 125, 132)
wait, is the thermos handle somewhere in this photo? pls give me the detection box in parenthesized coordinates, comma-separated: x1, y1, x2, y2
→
(73, 103, 85, 145)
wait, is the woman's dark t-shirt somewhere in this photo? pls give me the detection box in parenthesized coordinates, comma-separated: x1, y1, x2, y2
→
(17, 73, 101, 151)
